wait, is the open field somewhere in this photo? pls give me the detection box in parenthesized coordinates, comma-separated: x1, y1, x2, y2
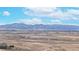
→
(0, 30, 79, 51)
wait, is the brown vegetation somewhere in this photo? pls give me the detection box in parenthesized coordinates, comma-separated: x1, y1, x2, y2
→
(0, 30, 79, 51)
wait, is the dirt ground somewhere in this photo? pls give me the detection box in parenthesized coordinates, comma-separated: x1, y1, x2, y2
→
(0, 30, 79, 51)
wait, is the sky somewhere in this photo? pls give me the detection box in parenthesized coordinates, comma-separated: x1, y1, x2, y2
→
(0, 7, 79, 25)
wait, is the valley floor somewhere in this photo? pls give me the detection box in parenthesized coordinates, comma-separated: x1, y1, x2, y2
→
(0, 30, 79, 51)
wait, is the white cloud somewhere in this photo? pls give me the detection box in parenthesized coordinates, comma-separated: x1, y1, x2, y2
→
(51, 20, 62, 24)
(63, 9, 79, 20)
(17, 18, 63, 25)
(50, 10, 64, 19)
(3, 11, 10, 16)
(19, 18, 43, 25)
(46, 20, 62, 25)
(66, 9, 79, 15)
(28, 7, 56, 13)
(24, 8, 79, 21)
(23, 8, 79, 25)
(50, 9, 79, 20)
(24, 7, 57, 17)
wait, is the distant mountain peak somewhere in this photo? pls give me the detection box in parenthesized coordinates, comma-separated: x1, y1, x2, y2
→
(0, 23, 79, 31)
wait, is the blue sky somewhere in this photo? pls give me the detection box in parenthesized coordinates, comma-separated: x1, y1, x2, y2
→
(0, 7, 79, 25)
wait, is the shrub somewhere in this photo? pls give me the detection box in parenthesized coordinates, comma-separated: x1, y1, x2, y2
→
(9, 45, 14, 49)
(0, 43, 15, 49)
(0, 43, 8, 49)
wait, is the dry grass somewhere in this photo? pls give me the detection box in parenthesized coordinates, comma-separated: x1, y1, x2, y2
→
(0, 30, 79, 51)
